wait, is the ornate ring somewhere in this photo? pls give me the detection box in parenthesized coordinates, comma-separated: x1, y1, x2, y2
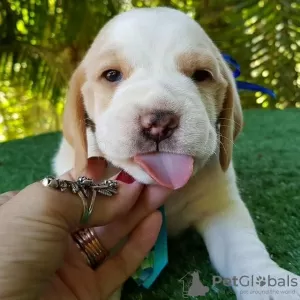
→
(41, 176, 118, 224)
(72, 228, 108, 269)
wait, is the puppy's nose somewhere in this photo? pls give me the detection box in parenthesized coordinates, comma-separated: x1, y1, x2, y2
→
(140, 110, 179, 142)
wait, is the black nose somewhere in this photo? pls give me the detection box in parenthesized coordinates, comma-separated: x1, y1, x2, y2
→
(140, 110, 179, 142)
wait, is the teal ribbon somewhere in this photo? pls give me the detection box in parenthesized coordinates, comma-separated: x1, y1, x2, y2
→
(131, 206, 168, 288)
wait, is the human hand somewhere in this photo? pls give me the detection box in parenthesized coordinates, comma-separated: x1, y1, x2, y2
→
(0, 158, 171, 300)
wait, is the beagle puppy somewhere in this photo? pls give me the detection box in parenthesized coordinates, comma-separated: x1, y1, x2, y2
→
(53, 7, 300, 300)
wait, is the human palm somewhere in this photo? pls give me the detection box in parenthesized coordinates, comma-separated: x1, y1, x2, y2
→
(0, 159, 170, 300)
(0, 188, 163, 300)
(42, 238, 107, 300)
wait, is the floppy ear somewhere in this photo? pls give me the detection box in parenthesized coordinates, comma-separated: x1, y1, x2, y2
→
(218, 60, 243, 171)
(62, 65, 88, 176)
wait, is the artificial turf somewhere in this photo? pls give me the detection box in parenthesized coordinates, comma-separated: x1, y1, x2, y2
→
(0, 109, 299, 300)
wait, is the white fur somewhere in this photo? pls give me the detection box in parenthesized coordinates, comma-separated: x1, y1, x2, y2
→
(53, 7, 300, 300)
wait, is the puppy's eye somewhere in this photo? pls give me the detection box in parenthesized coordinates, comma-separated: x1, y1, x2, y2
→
(103, 69, 122, 82)
(191, 70, 213, 82)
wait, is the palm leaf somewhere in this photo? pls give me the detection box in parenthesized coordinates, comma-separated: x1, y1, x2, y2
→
(0, 0, 299, 142)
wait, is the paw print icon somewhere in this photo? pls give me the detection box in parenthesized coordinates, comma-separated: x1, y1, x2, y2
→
(256, 276, 266, 287)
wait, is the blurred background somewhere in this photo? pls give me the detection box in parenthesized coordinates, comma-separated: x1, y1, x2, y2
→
(0, 0, 299, 142)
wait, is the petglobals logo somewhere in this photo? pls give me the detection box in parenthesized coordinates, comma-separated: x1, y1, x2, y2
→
(213, 274, 299, 288)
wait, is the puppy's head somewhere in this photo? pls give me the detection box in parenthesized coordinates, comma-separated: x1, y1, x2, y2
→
(63, 7, 243, 189)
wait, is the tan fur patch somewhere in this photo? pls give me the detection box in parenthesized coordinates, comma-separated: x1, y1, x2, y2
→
(176, 51, 218, 78)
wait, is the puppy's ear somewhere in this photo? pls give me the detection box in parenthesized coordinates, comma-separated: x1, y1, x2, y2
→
(218, 59, 243, 171)
(63, 65, 88, 176)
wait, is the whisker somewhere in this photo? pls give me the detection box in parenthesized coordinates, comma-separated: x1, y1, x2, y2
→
(218, 117, 241, 127)
(218, 124, 239, 130)
(219, 107, 235, 111)
(220, 134, 237, 148)
(219, 139, 228, 158)
(219, 124, 232, 128)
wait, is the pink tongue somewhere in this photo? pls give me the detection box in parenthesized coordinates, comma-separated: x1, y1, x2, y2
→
(134, 153, 194, 190)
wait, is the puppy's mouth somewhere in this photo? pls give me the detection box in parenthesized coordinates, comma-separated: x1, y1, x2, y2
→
(134, 152, 194, 190)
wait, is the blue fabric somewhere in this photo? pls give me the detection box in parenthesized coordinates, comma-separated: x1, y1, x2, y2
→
(236, 81, 276, 99)
(222, 54, 241, 78)
(222, 53, 276, 99)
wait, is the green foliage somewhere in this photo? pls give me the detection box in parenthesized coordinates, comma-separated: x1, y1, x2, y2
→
(0, 0, 299, 142)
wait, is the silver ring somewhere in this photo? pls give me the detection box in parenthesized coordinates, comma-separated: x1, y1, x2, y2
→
(41, 176, 118, 224)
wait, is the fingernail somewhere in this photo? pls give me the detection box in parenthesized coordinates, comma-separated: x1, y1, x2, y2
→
(116, 170, 135, 184)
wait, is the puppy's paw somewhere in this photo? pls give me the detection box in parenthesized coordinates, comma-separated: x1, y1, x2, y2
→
(236, 269, 300, 300)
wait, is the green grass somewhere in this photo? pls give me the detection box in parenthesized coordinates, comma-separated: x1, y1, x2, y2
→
(0, 109, 299, 300)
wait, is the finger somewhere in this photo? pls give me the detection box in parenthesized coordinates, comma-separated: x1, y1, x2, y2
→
(7, 158, 143, 230)
(0, 191, 19, 206)
(94, 184, 172, 250)
(96, 211, 162, 299)
(57, 158, 143, 227)
(15, 179, 143, 230)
